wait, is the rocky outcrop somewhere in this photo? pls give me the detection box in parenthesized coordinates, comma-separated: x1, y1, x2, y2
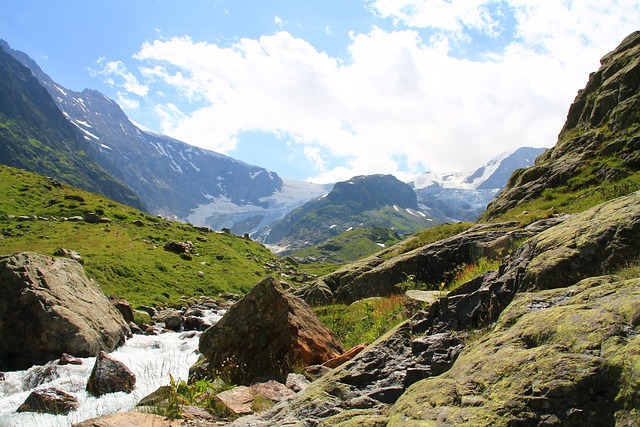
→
(295, 221, 555, 305)
(192, 276, 343, 385)
(229, 192, 640, 426)
(86, 351, 136, 396)
(484, 31, 640, 219)
(263, 174, 435, 253)
(388, 275, 640, 426)
(0, 252, 130, 371)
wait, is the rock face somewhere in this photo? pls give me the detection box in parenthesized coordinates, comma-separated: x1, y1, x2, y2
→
(86, 351, 136, 396)
(193, 276, 343, 385)
(388, 275, 640, 426)
(0, 252, 130, 371)
(295, 221, 548, 305)
(484, 31, 640, 219)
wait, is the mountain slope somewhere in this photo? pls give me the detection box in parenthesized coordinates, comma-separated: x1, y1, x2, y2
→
(262, 174, 437, 253)
(483, 31, 640, 221)
(0, 164, 295, 307)
(1, 40, 327, 233)
(0, 44, 144, 210)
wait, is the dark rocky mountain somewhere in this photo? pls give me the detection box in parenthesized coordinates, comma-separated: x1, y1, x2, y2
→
(0, 45, 144, 210)
(261, 174, 437, 253)
(410, 147, 546, 222)
(1, 40, 328, 233)
(483, 31, 640, 219)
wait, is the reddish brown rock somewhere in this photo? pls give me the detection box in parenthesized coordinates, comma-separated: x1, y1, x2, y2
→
(250, 380, 295, 403)
(17, 388, 78, 415)
(109, 297, 134, 324)
(86, 351, 136, 397)
(194, 276, 343, 385)
(59, 353, 83, 365)
(322, 343, 368, 369)
(73, 412, 183, 426)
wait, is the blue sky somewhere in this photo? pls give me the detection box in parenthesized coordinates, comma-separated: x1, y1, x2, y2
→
(1, 0, 639, 183)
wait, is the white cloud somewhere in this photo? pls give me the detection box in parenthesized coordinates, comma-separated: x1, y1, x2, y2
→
(369, 0, 504, 37)
(92, 58, 149, 98)
(274, 15, 283, 27)
(112, 1, 639, 183)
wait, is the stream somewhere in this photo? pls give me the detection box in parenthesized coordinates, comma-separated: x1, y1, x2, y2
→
(0, 310, 224, 427)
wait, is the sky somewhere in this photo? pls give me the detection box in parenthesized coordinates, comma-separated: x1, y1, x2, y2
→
(1, 1, 639, 183)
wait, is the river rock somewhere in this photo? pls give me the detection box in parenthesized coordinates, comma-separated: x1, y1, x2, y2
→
(152, 308, 183, 331)
(86, 351, 136, 396)
(0, 252, 130, 371)
(193, 276, 343, 385)
(109, 297, 134, 324)
(17, 388, 78, 415)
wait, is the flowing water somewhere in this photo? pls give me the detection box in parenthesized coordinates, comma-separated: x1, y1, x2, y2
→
(0, 310, 224, 427)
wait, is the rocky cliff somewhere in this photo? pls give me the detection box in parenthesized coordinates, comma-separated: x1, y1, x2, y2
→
(483, 31, 640, 220)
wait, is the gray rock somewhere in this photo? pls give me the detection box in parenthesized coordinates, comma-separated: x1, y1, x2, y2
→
(152, 308, 183, 332)
(0, 252, 130, 371)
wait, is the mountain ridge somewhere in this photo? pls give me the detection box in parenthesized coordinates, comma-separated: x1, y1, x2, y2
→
(0, 43, 145, 211)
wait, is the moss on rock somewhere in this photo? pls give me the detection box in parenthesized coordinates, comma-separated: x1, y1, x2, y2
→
(388, 276, 640, 427)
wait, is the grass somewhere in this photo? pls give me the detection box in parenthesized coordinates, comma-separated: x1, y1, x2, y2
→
(615, 259, 640, 280)
(314, 294, 407, 349)
(444, 258, 501, 293)
(291, 226, 402, 267)
(152, 375, 237, 421)
(0, 165, 289, 308)
(385, 222, 475, 258)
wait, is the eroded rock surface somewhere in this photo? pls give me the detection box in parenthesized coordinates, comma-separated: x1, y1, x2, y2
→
(0, 252, 130, 371)
(388, 275, 640, 426)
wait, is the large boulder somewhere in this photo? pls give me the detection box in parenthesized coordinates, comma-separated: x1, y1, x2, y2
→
(86, 351, 136, 396)
(0, 252, 130, 371)
(192, 276, 343, 385)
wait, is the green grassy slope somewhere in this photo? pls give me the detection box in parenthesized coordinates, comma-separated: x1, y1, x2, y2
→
(0, 165, 289, 307)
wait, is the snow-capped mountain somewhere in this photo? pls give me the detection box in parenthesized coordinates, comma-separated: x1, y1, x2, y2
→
(409, 147, 546, 222)
(2, 41, 328, 234)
